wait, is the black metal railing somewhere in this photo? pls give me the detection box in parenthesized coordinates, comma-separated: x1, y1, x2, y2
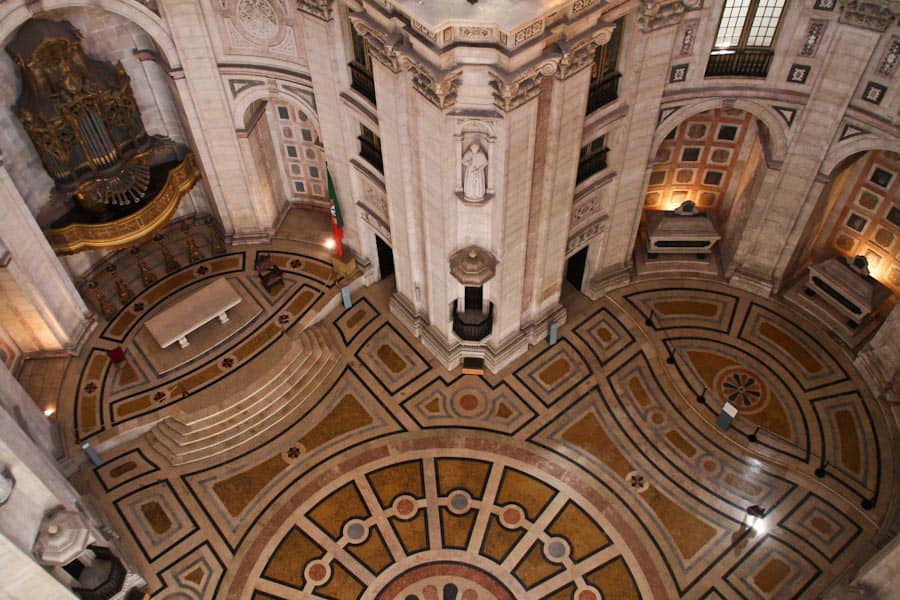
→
(358, 136, 383, 173)
(576, 149, 609, 184)
(349, 61, 377, 105)
(452, 299, 494, 341)
(705, 49, 773, 78)
(586, 73, 621, 114)
(72, 546, 126, 600)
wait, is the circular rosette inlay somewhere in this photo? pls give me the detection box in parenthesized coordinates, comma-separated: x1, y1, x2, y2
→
(715, 366, 767, 413)
(376, 562, 515, 600)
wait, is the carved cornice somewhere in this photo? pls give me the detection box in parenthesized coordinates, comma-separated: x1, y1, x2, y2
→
(351, 14, 463, 109)
(557, 24, 615, 79)
(490, 60, 559, 112)
(840, 0, 900, 31)
(296, 0, 334, 21)
(638, 0, 703, 32)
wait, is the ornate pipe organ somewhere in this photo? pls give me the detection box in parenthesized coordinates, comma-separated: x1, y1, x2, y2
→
(6, 19, 199, 253)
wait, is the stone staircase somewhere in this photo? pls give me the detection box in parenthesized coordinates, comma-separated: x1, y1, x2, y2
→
(147, 324, 341, 466)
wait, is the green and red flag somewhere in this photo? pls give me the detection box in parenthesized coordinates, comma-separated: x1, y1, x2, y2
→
(326, 167, 344, 257)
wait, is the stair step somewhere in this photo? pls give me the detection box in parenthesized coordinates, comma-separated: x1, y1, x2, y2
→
(149, 324, 342, 465)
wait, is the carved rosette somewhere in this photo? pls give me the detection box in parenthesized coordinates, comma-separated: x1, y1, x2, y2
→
(639, 0, 703, 32)
(840, 0, 900, 31)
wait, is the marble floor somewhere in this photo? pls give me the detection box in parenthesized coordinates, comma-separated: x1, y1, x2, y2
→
(20, 210, 897, 599)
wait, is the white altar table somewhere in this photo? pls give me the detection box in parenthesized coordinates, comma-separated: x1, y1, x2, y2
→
(144, 278, 242, 349)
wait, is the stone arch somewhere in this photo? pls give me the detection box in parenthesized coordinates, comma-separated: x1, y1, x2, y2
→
(652, 98, 789, 164)
(234, 84, 329, 208)
(820, 134, 900, 178)
(231, 84, 319, 132)
(0, 0, 180, 69)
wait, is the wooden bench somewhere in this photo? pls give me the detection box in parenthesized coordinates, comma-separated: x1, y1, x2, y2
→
(144, 278, 242, 349)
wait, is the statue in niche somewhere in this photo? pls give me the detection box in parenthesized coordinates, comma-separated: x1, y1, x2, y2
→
(462, 143, 488, 201)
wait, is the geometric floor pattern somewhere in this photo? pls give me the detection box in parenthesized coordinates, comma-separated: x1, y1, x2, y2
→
(39, 246, 894, 598)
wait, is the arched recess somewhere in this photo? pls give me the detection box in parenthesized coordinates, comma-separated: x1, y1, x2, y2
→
(639, 100, 784, 277)
(233, 86, 330, 214)
(0, 7, 202, 360)
(0, 0, 180, 69)
(652, 98, 789, 164)
(783, 139, 900, 298)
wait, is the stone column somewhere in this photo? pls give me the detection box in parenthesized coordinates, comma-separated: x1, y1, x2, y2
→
(162, 0, 273, 243)
(518, 66, 593, 328)
(0, 163, 92, 356)
(298, 8, 362, 255)
(588, 24, 680, 296)
(728, 24, 881, 295)
(0, 362, 59, 460)
(854, 302, 900, 406)
(375, 60, 429, 318)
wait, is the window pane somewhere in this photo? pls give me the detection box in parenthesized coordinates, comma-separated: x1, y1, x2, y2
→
(715, 0, 751, 48)
(746, 0, 785, 46)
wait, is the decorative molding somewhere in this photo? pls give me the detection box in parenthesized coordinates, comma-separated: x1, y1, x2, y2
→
(839, 122, 870, 140)
(678, 19, 699, 56)
(800, 20, 827, 57)
(296, 0, 333, 21)
(839, 0, 900, 31)
(638, 0, 703, 32)
(358, 203, 391, 241)
(490, 60, 559, 112)
(657, 105, 683, 125)
(566, 217, 606, 254)
(410, 64, 463, 109)
(862, 81, 887, 105)
(281, 83, 317, 111)
(788, 64, 811, 84)
(669, 63, 689, 83)
(557, 25, 615, 80)
(772, 105, 798, 126)
(228, 78, 265, 97)
(877, 38, 900, 78)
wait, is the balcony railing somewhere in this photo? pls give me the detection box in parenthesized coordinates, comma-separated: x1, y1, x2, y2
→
(705, 49, 773, 78)
(452, 299, 494, 341)
(358, 136, 383, 173)
(349, 61, 376, 105)
(72, 546, 126, 600)
(586, 73, 621, 114)
(576, 149, 609, 184)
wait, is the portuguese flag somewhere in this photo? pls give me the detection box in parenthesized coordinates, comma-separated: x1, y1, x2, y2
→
(326, 167, 344, 257)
